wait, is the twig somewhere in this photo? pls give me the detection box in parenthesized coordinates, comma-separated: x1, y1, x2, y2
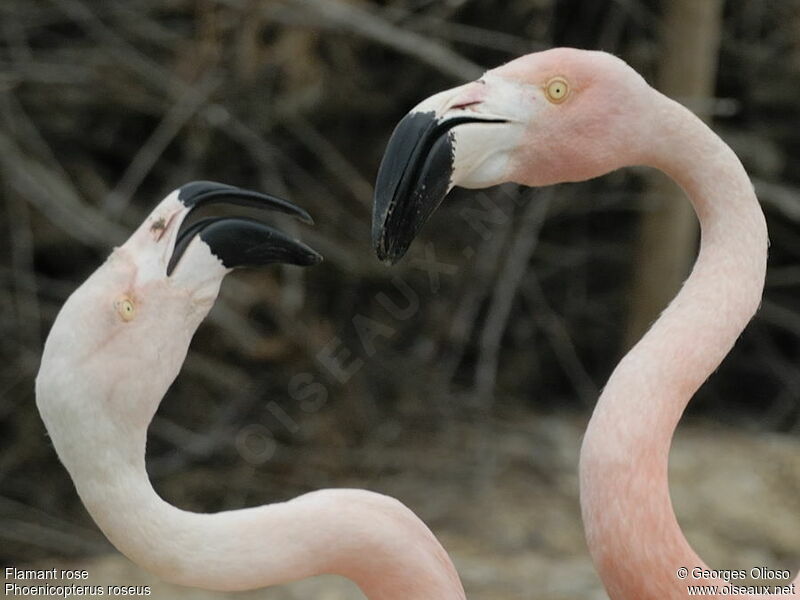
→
(50, 0, 177, 93)
(0, 518, 109, 556)
(523, 274, 599, 406)
(284, 115, 374, 209)
(105, 2, 183, 48)
(754, 178, 800, 223)
(748, 329, 800, 429)
(0, 496, 104, 543)
(438, 201, 514, 391)
(266, 0, 484, 81)
(104, 73, 221, 218)
(5, 184, 42, 349)
(410, 18, 539, 55)
(760, 299, 800, 338)
(0, 266, 78, 301)
(0, 90, 74, 183)
(380, 6, 541, 55)
(473, 190, 551, 405)
(0, 131, 129, 247)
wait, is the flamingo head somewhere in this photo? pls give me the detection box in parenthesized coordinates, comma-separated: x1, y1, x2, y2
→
(372, 48, 654, 263)
(36, 182, 321, 431)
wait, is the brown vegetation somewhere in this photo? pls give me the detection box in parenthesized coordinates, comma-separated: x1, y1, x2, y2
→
(1, 0, 799, 595)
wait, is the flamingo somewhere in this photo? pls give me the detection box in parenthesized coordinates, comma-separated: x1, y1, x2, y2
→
(372, 48, 798, 599)
(36, 181, 464, 599)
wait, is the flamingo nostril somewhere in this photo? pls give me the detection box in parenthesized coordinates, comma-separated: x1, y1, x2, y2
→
(149, 212, 178, 242)
(451, 100, 482, 111)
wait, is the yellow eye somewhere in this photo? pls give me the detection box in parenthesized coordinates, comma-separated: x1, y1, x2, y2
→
(115, 296, 136, 322)
(545, 77, 570, 103)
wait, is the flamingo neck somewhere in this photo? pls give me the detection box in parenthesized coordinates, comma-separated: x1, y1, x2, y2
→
(40, 380, 464, 599)
(579, 94, 779, 599)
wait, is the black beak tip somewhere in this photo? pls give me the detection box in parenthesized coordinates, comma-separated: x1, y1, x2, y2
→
(372, 106, 511, 265)
(380, 255, 402, 267)
(371, 109, 470, 265)
(176, 180, 313, 223)
(177, 181, 237, 207)
(373, 236, 407, 265)
(167, 182, 322, 274)
(299, 247, 324, 267)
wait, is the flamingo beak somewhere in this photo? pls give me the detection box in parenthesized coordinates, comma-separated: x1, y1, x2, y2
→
(372, 84, 511, 264)
(165, 181, 322, 275)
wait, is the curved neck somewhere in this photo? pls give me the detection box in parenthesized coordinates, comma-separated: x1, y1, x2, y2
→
(44, 398, 464, 600)
(579, 95, 786, 599)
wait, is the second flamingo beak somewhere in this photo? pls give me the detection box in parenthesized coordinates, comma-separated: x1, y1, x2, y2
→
(372, 82, 513, 264)
(163, 181, 322, 275)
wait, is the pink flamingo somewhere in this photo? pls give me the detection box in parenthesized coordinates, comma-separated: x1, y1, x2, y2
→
(373, 48, 798, 599)
(36, 182, 464, 599)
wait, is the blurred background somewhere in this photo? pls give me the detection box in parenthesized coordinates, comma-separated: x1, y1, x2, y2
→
(1, 1, 799, 598)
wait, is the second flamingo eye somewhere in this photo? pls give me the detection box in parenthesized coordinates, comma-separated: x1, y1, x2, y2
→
(545, 77, 570, 103)
(114, 296, 136, 322)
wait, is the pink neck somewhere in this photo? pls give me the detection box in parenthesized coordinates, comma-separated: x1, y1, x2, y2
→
(579, 96, 791, 599)
(49, 397, 464, 600)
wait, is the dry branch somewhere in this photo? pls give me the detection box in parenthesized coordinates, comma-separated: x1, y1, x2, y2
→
(473, 190, 551, 405)
(261, 0, 485, 81)
(0, 131, 128, 248)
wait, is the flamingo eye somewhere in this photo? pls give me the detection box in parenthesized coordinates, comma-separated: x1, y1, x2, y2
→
(545, 77, 570, 104)
(115, 296, 136, 322)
